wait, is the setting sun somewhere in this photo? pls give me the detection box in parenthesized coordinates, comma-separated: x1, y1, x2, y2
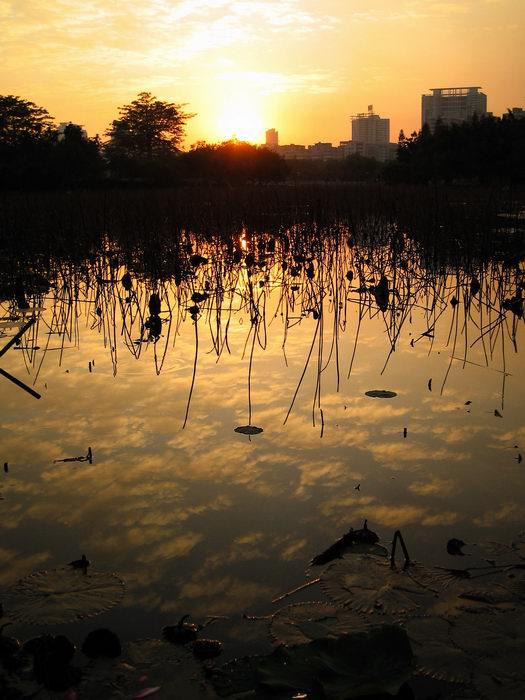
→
(216, 102, 264, 144)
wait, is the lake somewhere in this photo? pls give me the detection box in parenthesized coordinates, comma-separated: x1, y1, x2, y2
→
(1, 201, 524, 698)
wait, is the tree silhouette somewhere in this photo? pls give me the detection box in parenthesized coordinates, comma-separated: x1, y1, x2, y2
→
(0, 95, 54, 146)
(0, 95, 56, 188)
(54, 124, 104, 186)
(182, 140, 289, 183)
(105, 92, 194, 161)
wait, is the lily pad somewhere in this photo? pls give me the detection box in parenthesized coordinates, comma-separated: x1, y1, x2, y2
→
(320, 555, 435, 616)
(427, 587, 509, 619)
(451, 609, 525, 663)
(474, 673, 525, 700)
(119, 639, 217, 700)
(5, 567, 125, 624)
(270, 602, 370, 646)
(73, 639, 217, 700)
(402, 616, 473, 684)
(364, 390, 397, 398)
(234, 425, 263, 435)
(450, 611, 525, 699)
(209, 655, 261, 698)
(257, 625, 414, 699)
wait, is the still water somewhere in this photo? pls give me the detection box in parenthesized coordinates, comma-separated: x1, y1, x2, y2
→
(1, 228, 524, 661)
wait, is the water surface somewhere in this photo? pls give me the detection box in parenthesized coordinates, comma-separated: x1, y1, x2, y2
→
(1, 226, 523, 658)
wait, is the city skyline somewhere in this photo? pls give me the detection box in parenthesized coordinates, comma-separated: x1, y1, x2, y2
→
(2, 1, 524, 146)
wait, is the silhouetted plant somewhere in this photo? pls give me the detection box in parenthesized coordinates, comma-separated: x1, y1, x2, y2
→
(104, 92, 194, 181)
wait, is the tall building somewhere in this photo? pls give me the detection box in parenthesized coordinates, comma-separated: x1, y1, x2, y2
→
(265, 128, 278, 148)
(422, 87, 487, 130)
(351, 106, 390, 145)
(348, 106, 394, 162)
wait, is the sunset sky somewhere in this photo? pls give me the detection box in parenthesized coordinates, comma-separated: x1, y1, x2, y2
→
(2, 0, 524, 147)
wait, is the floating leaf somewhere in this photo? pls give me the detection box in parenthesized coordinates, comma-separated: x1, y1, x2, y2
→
(421, 567, 472, 590)
(320, 555, 434, 616)
(234, 425, 263, 435)
(451, 610, 525, 673)
(458, 583, 521, 606)
(474, 672, 525, 700)
(402, 616, 473, 684)
(5, 568, 125, 624)
(478, 540, 516, 558)
(212, 628, 414, 699)
(209, 655, 260, 698)
(270, 602, 370, 646)
(76, 639, 216, 700)
(121, 639, 216, 700)
(364, 390, 397, 398)
(257, 625, 414, 699)
(427, 584, 513, 619)
(403, 561, 449, 594)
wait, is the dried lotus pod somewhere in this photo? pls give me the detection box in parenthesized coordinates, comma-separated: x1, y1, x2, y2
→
(192, 638, 222, 660)
(163, 614, 199, 644)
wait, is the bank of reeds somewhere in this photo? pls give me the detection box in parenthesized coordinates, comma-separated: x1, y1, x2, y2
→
(1, 207, 522, 422)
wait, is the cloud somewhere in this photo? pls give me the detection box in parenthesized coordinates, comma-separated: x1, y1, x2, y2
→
(177, 574, 273, 614)
(421, 511, 461, 526)
(1, 1, 338, 74)
(474, 502, 524, 528)
(408, 476, 458, 496)
(0, 546, 51, 586)
(215, 70, 342, 96)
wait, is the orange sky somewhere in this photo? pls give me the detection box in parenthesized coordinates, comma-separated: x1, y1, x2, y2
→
(1, 1, 524, 147)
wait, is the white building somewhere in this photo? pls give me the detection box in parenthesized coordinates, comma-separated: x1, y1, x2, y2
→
(422, 87, 487, 130)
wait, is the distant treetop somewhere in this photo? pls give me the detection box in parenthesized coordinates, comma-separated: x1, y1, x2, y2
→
(0, 95, 54, 145)
(105, 92, 195, 160)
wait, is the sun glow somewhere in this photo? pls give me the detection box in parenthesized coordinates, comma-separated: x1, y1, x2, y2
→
(215, 102, 265, 144)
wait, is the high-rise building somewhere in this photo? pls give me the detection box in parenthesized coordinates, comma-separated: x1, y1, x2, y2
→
(348, 106, 393, 162)
(265, 128, 278, 148)
(422, 87, 487, 130)
(351, 106, 390, 145)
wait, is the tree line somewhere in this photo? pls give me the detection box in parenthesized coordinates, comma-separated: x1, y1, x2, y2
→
(1, 92, 524, 189)
(385, 115, 525, 185)
(0, 92, 289, 188)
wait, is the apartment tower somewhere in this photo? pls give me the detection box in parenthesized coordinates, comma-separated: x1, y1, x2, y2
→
(422, 87, 487, 130)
